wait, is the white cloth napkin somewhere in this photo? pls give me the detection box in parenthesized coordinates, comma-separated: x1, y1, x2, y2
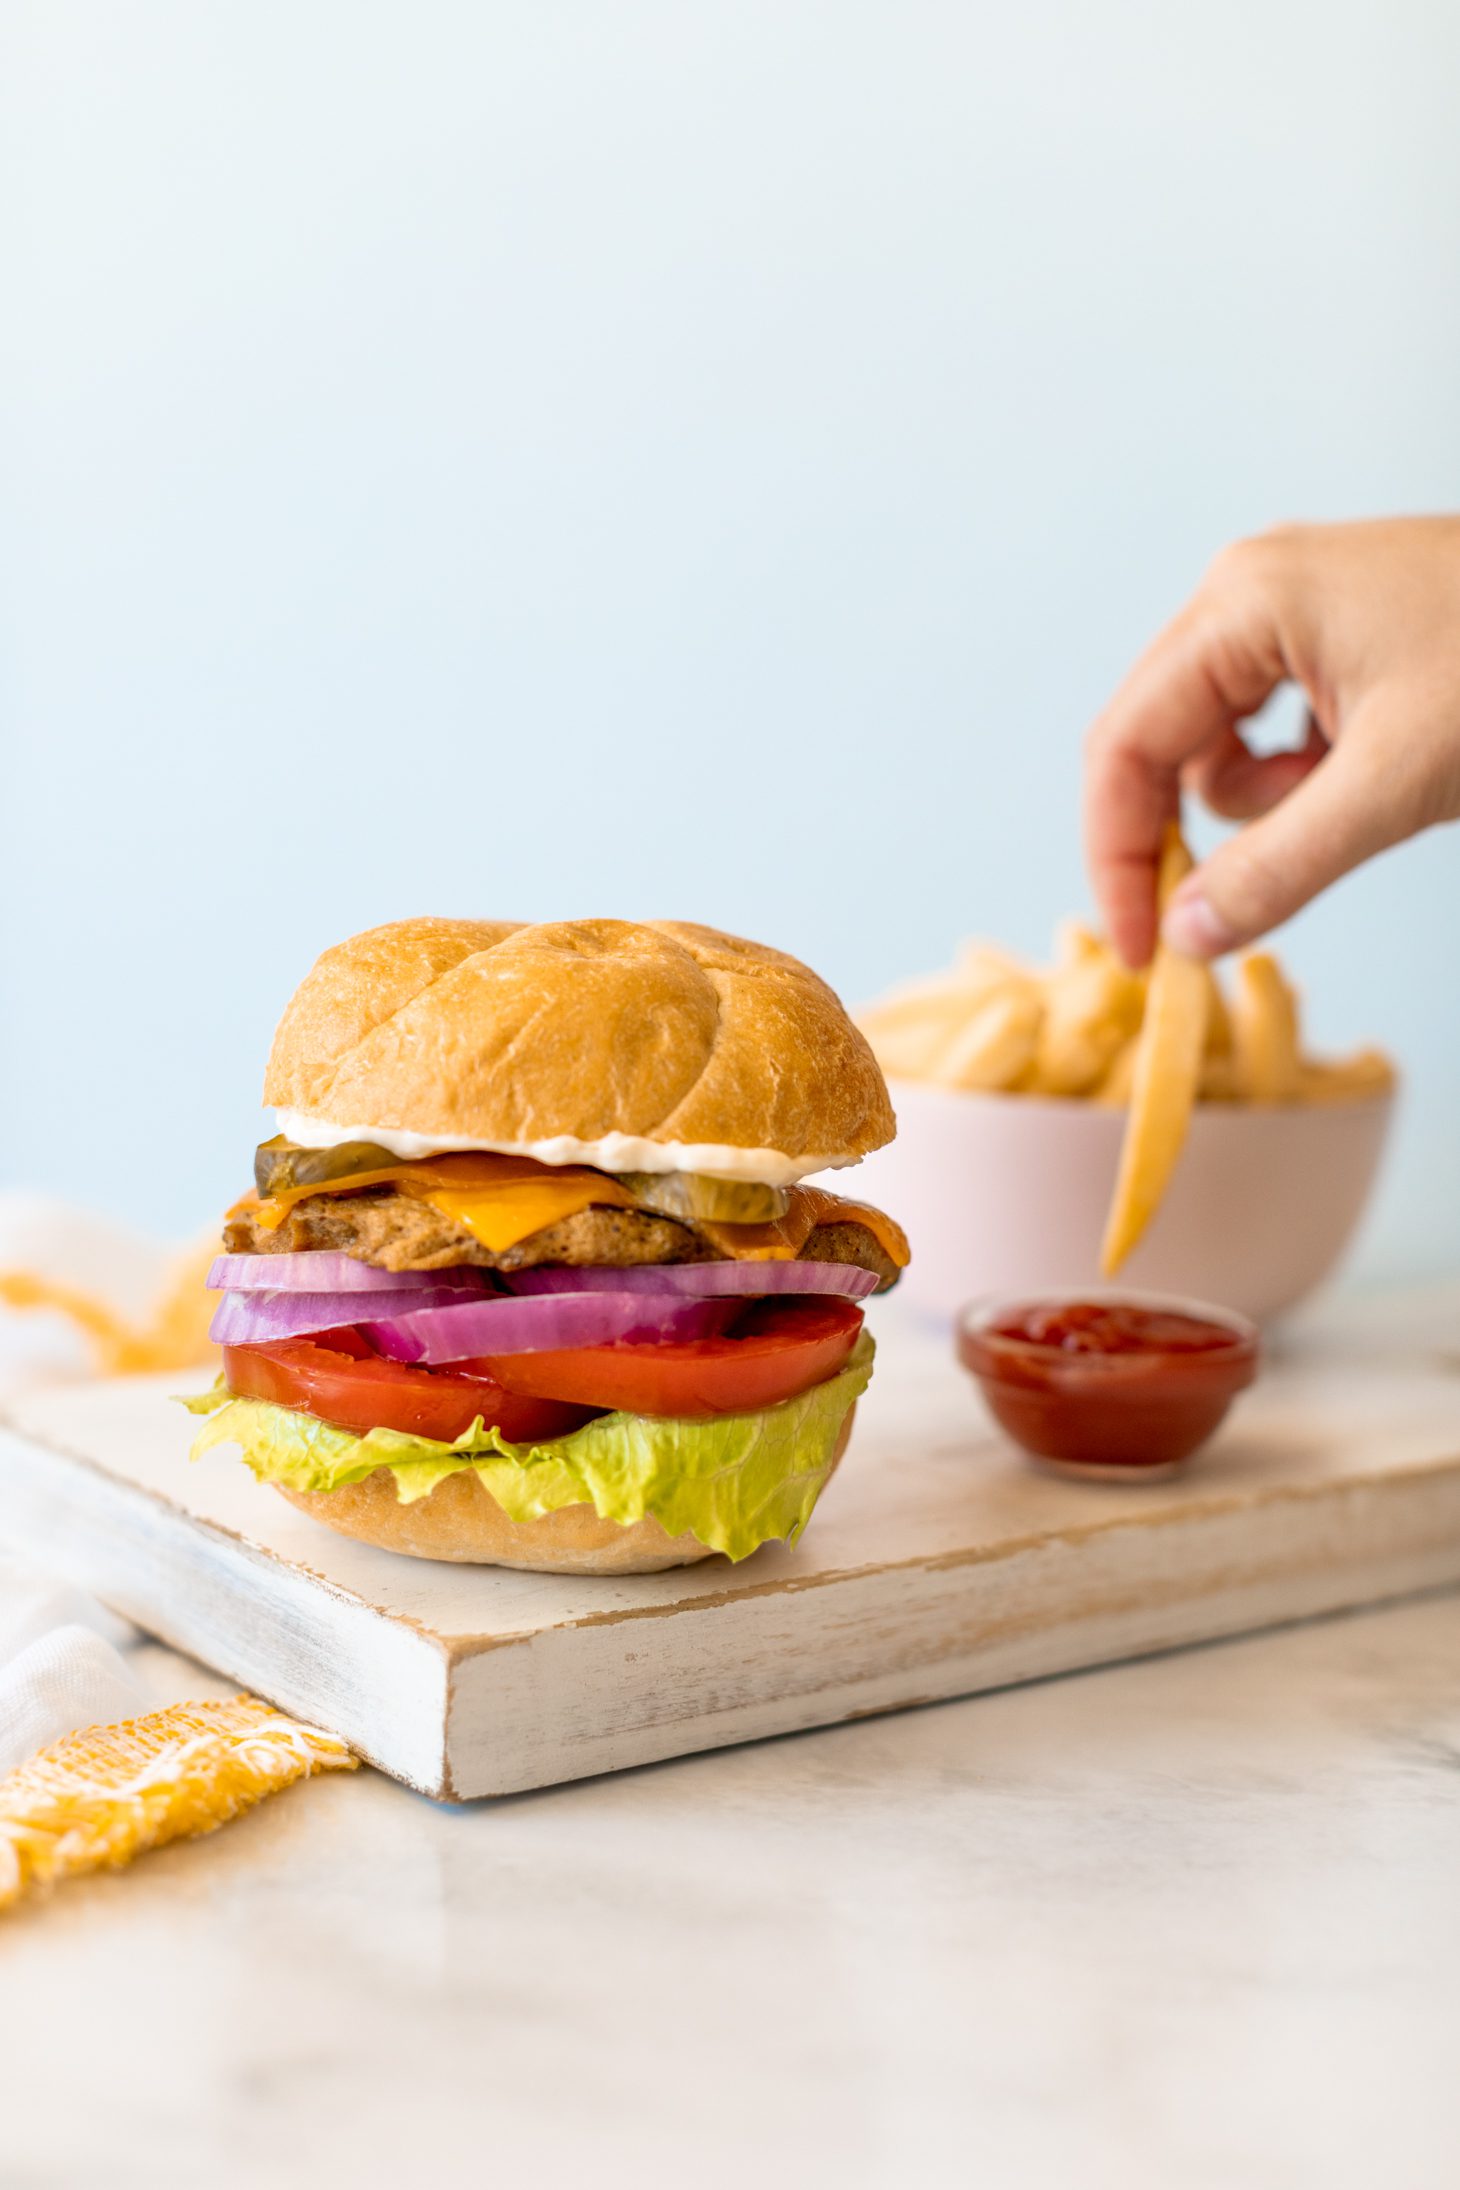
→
(0, 1626, 145, 1777)
(0, 1195, 218, 1776)
(0, 1552, 145, 1776)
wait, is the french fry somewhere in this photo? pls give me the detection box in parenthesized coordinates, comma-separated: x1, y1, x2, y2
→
(1098, 1019, 1241, 1106)
(861, 957, 1019, 1018)
(1197, 1050, 1242, 1102)
(1027, 956, 1145, 1096)
(1295, 1048, 1397, 1103)
(857, 954, 1033, 1077)
(1099, 826, 1210, 1274)
(957, 940, 1035, 986)
(859, 992, 983, 1076)
(1201, 966, 1234, 1057)
(1053, 919, 1105, 969)
(1092, 1036, 1138, 1107)
(931, 983, 1044, 1091)
(1231, 953, 1301, 1102)
(858, 980, 996, 1039)
(859, 1005, 978, 1078)
(858, 905, 1395, 1122)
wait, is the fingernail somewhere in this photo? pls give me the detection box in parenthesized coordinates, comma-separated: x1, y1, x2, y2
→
(1162, 885, 1238, 959)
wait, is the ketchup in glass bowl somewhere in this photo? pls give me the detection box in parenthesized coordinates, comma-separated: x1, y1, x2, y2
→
(957, 1291, 1259, 1480)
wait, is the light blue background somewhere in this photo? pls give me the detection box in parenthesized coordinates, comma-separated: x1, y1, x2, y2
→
(4, 2, 1458, 1270)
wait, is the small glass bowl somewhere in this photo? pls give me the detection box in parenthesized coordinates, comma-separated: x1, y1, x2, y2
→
(957, 1288, 1260, 1481)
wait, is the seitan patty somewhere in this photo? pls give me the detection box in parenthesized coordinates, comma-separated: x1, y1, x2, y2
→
(223, 1188, 900, 1289)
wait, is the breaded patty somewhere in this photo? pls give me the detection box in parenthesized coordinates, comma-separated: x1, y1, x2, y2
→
(223, 1188, 900, 1288)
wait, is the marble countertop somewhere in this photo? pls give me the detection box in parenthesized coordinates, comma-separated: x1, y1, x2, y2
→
(7, 1588, 1460, 2190)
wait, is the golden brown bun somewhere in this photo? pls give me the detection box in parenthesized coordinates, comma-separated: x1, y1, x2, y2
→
(272, 1407, 856, 1574)
(264, 918, 894, 1167)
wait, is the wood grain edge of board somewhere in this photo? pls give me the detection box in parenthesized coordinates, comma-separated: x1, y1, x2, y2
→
(9, 1373, 1460, 1803)
(437, 1461, 1460, 1799)
(432, 1426, 1460, 1661)
(0, 1420, 460, 1800)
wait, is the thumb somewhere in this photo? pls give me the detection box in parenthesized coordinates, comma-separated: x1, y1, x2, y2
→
(1162, 727, 1407, 956)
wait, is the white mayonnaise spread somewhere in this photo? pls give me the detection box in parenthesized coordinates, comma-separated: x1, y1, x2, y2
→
(272, 1109, 856, 1187)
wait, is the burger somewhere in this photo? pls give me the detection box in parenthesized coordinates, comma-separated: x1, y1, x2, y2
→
(186, 918, 907, 1575)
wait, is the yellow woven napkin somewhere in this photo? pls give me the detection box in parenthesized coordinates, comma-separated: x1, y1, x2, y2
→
(0, 1695, 356, 1912)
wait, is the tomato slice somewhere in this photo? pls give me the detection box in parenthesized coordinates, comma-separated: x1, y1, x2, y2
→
(462, 1297, 864, 1418)
(222, 1298, 864, 1439)
(221, 1336, 598, 1445)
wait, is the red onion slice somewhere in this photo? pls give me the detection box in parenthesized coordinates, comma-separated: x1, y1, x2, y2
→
(210, 1286, 479, 1347)
(208, 1252, 492, 1296)
(504, 1259, 881, 1302)
(361, 1292, 738, 1365)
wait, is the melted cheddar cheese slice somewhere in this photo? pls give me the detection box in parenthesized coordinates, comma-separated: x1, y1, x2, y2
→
(699, 1188, 909, 1270)
(245, 1154, 637, 1255)
(239, 1153, 908, 1269)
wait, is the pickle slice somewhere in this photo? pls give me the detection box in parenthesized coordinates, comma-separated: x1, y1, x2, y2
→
(252, 1138, 790, 1228)
(254, 1136, 402, 1198)
(614, 1171, 790, 1225)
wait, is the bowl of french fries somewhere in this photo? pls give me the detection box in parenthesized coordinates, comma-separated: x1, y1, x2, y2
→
(855, 901, 1395, 1325)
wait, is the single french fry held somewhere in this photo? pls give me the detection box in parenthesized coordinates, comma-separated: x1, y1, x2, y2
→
(1099, 826, 1210, 1274)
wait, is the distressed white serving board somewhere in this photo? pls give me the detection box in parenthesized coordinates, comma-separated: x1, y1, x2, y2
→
(2, 1291, 1459, 1801)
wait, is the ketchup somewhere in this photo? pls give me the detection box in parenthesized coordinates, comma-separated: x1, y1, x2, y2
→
(958, 1294, 1258, 1475)
(988, 1300, 1243, 1358)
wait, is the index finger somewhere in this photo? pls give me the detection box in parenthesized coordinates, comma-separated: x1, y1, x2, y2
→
(1083, 565, 1289, 964)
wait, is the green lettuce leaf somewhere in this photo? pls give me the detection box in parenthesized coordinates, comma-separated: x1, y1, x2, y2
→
(181, 1333, 873, 1563)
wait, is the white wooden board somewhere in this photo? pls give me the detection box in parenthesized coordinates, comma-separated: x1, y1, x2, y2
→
(2, 1293, 1459, 1800)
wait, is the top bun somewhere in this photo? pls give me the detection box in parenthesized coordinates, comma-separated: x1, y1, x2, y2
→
(264, 918, 895, 1171)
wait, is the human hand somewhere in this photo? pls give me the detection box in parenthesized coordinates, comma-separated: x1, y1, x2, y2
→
(1083, 516, 1460, 963)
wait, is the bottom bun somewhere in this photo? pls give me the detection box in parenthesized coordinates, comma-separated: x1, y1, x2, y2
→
(272, 1406, 857, 1575)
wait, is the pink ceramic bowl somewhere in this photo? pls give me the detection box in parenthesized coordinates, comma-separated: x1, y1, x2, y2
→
(853, 1079, 1395, 1326)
